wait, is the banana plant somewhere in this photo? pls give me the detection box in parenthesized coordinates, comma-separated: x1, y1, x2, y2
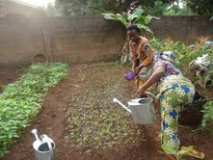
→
(103, 7, 157, 34)
(103, 7, 158, 64)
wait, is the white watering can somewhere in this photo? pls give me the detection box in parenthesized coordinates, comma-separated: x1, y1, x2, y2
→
(113, 94, 156, 124)
(31, 129, 55, 160)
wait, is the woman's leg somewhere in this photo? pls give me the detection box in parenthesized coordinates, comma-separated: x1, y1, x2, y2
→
(160, 91, 180, 155)
(160, 83, 195, 157)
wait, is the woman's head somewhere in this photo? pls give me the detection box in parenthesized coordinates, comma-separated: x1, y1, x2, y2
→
(159, 51, 176, 63)
(127, 24, 141, 40)
(138, 37, 154, 62)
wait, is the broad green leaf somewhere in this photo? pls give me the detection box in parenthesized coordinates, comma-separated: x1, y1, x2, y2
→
(128, 7, 144, 22)
(137, 24, 153, 33)
(102, 13, 128, 27)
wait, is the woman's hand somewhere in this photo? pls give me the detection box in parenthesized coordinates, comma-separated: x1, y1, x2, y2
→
(136, 87, 147, 97)
(135, 64, 144, 75)
(135, 66, 141, 75)
(136, 65, 165, 97)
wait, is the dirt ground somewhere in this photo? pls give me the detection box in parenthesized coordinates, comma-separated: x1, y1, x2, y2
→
(0, 67, 22, 86)
(1, 63, 213, 160)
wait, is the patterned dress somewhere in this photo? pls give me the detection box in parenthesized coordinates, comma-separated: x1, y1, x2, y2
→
(154, 58, 195, 155)
(129, 36, 154, 88)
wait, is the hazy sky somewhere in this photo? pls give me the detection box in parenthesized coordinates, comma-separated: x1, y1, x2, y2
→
(15, 0, 55, 8)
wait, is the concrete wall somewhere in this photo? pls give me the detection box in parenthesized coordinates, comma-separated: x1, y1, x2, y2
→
(0, 16, 212, 66)
(151, 16, 213, 43)
(0, 16, 45, 66)
(47, 17, 126, 64)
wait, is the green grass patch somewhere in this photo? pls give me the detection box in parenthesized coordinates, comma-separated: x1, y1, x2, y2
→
(0, 63, 68, 157)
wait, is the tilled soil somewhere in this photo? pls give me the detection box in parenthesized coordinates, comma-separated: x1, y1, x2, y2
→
(2, 63, 213, 160)
(0, 66, 22, 88)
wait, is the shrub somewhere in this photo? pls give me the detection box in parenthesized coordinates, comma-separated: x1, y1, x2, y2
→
(0, 63, 68, 157)
(150, 38, 210, 74)
(150, 38, 213, 130)
(202, 101, 213, 131)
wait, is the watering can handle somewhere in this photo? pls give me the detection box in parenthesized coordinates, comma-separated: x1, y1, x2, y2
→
(145, 92, 156, 101)
(145, 92, 158, 116)
(31, 129, 41, 142)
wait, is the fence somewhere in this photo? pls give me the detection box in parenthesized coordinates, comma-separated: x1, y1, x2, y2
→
(0, 16, 212, 66)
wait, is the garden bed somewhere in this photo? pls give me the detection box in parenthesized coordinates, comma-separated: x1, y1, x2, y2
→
(0, 63, 68, 157)
(2, 63, 213, 160)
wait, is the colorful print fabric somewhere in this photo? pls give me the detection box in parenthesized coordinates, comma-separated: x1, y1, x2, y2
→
(159, 75, 195, 155)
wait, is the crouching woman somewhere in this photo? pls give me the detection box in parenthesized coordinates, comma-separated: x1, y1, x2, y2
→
(137, 53, 204, 159)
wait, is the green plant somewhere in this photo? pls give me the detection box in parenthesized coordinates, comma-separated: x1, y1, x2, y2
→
(103, 7, 155, 33)
(142, 0, 196, 16)
(55, 0, 128, 16)
(163, 4, 195, 16)
(150, 38, 213, 131)
(202, 101, 213, 130)
(184, 0, 213, 15)
(0, 63, 68, 157)
(143, 0, 169, 16)
(150, 38, 206, 73)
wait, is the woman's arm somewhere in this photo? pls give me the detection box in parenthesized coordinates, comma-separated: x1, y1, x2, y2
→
(137, 65, 165, 96)
(135, 54, 154, 74)
(135, 42, 154, 74)
(130, 42, 140, 73)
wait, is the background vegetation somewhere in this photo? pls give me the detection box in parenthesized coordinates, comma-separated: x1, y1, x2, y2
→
(150, 38, 213, 131)
(54, 0, 212, 16)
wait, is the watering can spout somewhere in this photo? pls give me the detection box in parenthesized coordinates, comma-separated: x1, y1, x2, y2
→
(113, 98, 132, 113)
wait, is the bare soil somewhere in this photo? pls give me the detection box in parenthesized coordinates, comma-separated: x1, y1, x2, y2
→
(1, 63, 213, 160)
(0, 67, 22, 86)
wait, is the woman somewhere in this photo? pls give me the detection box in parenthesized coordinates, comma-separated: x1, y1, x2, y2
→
(127, 25, 154, 88)
(137, 51, 205, 159)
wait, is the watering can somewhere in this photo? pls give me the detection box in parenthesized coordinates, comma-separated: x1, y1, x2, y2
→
(31, 129, 55, 160)
(113, 93, 156, 124)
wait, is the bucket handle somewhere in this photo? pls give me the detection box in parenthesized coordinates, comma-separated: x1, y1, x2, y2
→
(145, 92, 156, 101)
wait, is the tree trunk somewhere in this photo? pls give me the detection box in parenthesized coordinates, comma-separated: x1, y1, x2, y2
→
(120, 38, 130, 64)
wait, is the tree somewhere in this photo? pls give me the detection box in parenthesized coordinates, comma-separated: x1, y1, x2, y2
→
(138, 0, 175, 8)
(55, 0, 130, 16)
(55, 0, 180, 16)
(139, 0, 195, 16)
(46, 3, 59, 17)
(56, 0, 212, 17)
(184, 0, 213, 15)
